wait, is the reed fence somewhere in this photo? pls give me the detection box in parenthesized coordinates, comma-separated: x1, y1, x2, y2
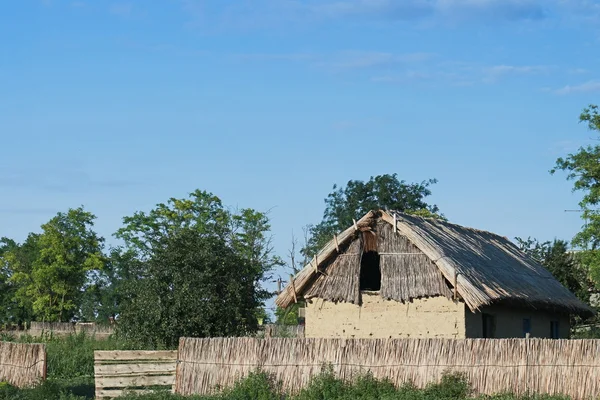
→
(175, 337, 600, 399)
(0, 341, 46, 387)
(94, 350, 177, 399)
(26, 322, 115, 338)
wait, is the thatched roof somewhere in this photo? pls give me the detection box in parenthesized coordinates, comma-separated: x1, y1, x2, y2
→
(276, 210, 594, 317)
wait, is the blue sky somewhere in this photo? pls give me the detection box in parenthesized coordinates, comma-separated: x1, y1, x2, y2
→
(2, 1, 600, 295)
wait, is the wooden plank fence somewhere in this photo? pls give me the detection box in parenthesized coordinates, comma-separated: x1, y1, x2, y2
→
(94, 350, 177, 399)
(175, 337, 600, 399)
(0, 341, 46, 387)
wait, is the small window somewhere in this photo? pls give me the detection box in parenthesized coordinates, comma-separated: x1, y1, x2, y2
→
(523, 318, 531, 338)
(482, 313, 495, 338)
(550, 321, 560, 339)
(359, 251, 381, 291)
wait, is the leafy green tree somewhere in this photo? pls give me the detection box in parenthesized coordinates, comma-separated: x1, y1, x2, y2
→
(76, 247, 138, 323)
(551, 104, 600, 286)
(115, 190, 281, 276)
(275, 302, 303, 325)
(9, 208, 104, 322)
(118, 229, 264, 348)
(304, 174, 441, 256)
(115, 190, 280, 345)
(0, 238, 18, 326)
(0, 234, 39, 326)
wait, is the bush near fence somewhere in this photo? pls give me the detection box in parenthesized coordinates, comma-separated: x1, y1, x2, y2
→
(175, 337, 600, 399)
(0, 341, 46, 388)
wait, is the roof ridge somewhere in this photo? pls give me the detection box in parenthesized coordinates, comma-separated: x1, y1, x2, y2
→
(387, 210, 512, 243)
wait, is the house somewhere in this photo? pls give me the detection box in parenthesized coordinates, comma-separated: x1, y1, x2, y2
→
(275, 210, 594, 339)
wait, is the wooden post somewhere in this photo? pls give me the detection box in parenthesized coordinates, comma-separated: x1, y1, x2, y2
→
(453, 271, 458, 300)
(313, 255, 318, 273)
(393, 213, 397, 233)
(276, 278, 281, 295)
(334, 234, 339, 252)
(352, 218, 358, 231)
(290, 274, 297, 303)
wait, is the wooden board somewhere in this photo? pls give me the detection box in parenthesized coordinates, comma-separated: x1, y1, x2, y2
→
(95, 363, 177, 375)
(94, 350, 177, 399)
(95, 350, 177, 361)
(96, 374, 175, 388)
(95, 388, 166, 398)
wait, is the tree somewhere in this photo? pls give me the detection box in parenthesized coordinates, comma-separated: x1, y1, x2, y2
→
(114, 190, 282, 281)
(304, 174, 441, 257)
(9, 208, 104, 322)
(115, 190, 280, 345)
(551, 104, 600, 286)
(0, 234, 40, 326)
(118, 229, 264, 348)
(76, 247, 138, 323)
(0, 238, 19, 326)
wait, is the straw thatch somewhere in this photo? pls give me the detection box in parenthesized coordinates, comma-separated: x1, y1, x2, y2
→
(276, 210, 378, 308)
(378, 222, 452, 301)
(0, 341, 46, 387)
(304, 239, 362, 304)
(385, 212, 594, 316)
(276, 210, 593, 317)
(176, 337, 600, 399)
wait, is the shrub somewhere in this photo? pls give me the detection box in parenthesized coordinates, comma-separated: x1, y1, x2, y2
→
(424, 372, 471, 399)
(0, 380, 86, 400)
(220, 371, 281, 400)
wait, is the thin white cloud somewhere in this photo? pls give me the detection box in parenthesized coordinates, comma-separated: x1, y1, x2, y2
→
(436, 0, 546, 21)
(486, 65, 549, 74)
(483, 64, 550, 82)
(234, 50, 435, 71)
(568, 68, 589, 74)
(109, 3, 133, 17)
(370, 62, 552, 86)
(555, 80, 600, 94)
(234, 53, 315, 62)
(316, 51, 435, 70)
(310, 0, 435, 20)
(179, 0, 600, 29)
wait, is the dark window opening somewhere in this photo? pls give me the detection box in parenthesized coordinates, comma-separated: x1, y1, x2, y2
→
(360, 251, 381, 291)
(482, 313, 495, 338)
(523, 318, 531, 337)
(550, 321, 560, 339)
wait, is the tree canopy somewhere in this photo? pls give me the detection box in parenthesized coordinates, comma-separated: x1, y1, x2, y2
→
(551, 104, 600, 286)
(0, 190, 278, 335)
(304, 174, 441, 256)
(4, 208, 104, 322)
(115, 190, 279, 346)
(118, 229, 263, 348)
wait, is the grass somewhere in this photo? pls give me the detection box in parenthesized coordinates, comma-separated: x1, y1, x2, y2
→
(0, 334, 575, 400)
(1, 331, 146, 399)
